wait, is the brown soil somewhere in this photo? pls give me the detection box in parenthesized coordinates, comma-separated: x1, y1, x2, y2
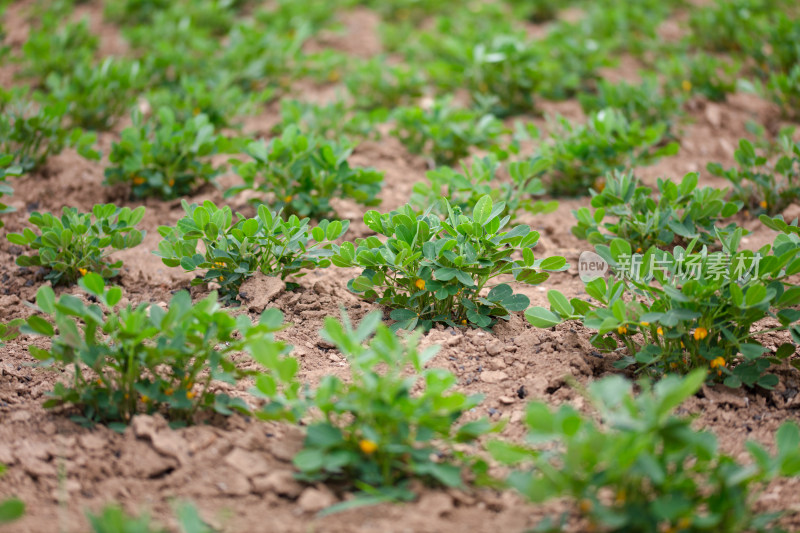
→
(2, 3, 800, 533)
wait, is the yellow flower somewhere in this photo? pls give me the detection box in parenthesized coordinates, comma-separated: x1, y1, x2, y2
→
(593, 177, 606, 193)
(681, 79, 692, 92)
(579, 499, 593, 513)
(670, 362, 678, 369)
(79, 268, 88, 276)
(284, 195, 293, 202)
(461, 319, 467, 325)
(192, 107, 201, 116)
(132, 176, 145, 185)
(165, 388, 174, 396)
(415, 278, 426, 290)
(710, 356, 726, 369)
(636, 247, 642, 253)
(640, 321, 650, 327)
(187, 391, 195, 400)
(168, 178, 175, 187)
(359, 439, 378, 454)
(657, 327, 664, 336)
(694, 327, 708, 341)
(141, 395, 150, 403)
(617, 325, 627, 335)
(214, 261, 226, 268)
(759, 200, 767, 209)
(96, 378, 104, 386)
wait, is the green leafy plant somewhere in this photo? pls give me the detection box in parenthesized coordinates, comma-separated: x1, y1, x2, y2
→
(526, 230, 800, 388)
(22, 273, 289, 427)
(19, 17, 98, 81)
(537, 109, 678, 197)
(572, 171, 742, 252)
(768, 65, 800, 119)
(146, 75, 269, 130)
(276, 99, 386, 141)
(410, 156, 558, 222)
(345, 57, 426, 111)
(332, 195, 568, 331)
(44, 57, 144, 130)
(154, 199, 348, 303)
(88, 501, 215, 533)
(578, 75, 684, 136)
(708, 131, 800, 216)
(390, 99, 504, 166)
(1, 89, 100, 172)
(0, 154, 21, 229)
(489, 370, 800, 533)
(660, 54, 740, 103)
(292, 312, 494, 501)
(0, 464, 24, 525)
(104, 107, 233, 199)
(227, 125, 384, 219)
(8, 204, 145, 286)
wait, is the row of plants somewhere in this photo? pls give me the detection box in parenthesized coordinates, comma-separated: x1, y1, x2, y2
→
(3, 274, 800, 532)
(6, 187, 799, 389)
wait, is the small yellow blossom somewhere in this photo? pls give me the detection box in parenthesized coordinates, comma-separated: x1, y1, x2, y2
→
(640, 321, 650, 327)
(579, 499, 593, 513)
(694, 327, 708, 341)
(168, 178, 175, 187)
(359, 439, 378, 454)
(759, 200, 768, 209)
(680, 341, 685, 348)
(141, 395, 150, 403)
(710, 356, 726, 369)
(96, 378, 103, 386)
(657, 327, 664, 336)
(670, 362, 678, 369)
(415, 278, 426, 290)
(132, 176, 145, 185)
(284, 195, 293, 202)
(617, 325, 627, 335)
(79, 268, 88, 276)
(165, 388, 174, 396)
(187, 391, 195, 400)
(636, 247, 642, 253)
(461, 319, 467, 325)
(681, 80, 692, 92)
(593, 177, 606, 193)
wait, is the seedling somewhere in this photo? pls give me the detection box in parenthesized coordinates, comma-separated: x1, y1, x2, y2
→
(411, 156, 558, 222)
(490, 371, 800, 532)
(708, 131, 800, 215)
(104, 107, 233, 199)
(391, 99, 504, 166)
(572, 171, 741, 251)
(227, 125, 383, 219)
(526, 230, 800, 388)
(155, 200, 348, 303)
(333, 195, 567, 331)
(538, 109, 678, 197)
(22, 274, 289, 427)
(292, 312, 494, 498)
(8, 204, 145, 286)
